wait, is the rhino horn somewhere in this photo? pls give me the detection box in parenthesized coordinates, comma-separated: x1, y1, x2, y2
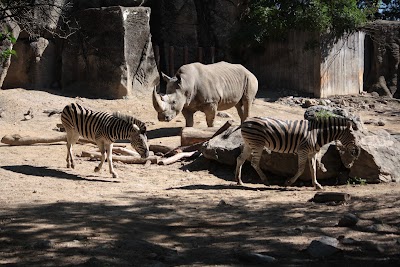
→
(161, 72, 172, 82)
(152, 86, 166, 112)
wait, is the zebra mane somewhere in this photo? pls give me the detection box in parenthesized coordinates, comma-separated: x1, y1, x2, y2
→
(313, 116, 359, 130)
(112, 112, 147, 133)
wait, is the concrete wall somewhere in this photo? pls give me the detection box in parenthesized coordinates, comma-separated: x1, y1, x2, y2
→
(246, 31, 365, 98)
(319, 31, 365, 98)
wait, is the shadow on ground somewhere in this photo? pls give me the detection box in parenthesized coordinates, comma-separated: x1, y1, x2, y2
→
(1, 190, 399, 266)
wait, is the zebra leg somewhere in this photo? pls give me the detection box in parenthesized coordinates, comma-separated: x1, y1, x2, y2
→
(284, 150, 308, 187)
(235, 144, 251, 185)
(250, 147, 269, 185)
(309, 153, 323, 190)
(66, 132, 79, 169)
(106, 143, 118, 178)
(94, 142, 106, 173)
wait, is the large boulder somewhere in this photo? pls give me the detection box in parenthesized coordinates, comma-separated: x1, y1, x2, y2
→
(202, 123, 400, 184)
(3, 37, 59, 89)
(201, 127, 345, 183)
(342, 130, 400, 183)
(62, 6, 159, 98)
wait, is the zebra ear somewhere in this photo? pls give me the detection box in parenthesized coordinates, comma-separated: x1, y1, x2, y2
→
(346, 120, 353, 130)
(133, 124, 140, 132)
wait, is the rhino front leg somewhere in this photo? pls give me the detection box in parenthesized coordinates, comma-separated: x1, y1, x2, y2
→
(182, 109, 195, 127)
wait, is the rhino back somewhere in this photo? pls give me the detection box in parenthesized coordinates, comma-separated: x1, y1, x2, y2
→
(178, 62, 257, 108)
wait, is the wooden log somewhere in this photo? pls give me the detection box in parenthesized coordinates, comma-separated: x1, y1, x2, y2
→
(1, 134, 98, 146)
(81, 151, 159, 164)
(158, 151, 200, 165)
(112, 147, 140, 157)
(149, 144, 175, 154)
(180, 120, 234, 146)
(311, 192, 351, 203)
(1, 134, 67, 145)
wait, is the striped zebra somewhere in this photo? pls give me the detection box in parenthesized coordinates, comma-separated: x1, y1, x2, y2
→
(61, 103, 149, 178)
(235, 116, 360, 189)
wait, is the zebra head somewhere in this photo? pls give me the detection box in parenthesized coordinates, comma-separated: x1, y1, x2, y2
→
(130, 123, 149, 158)
(336, 120, 361, 168)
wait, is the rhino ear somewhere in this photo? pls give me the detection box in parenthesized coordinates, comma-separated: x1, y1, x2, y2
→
(161, 72, 172, 83)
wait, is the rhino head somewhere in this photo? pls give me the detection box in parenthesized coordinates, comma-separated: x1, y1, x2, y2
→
(152, 72, 187, 122)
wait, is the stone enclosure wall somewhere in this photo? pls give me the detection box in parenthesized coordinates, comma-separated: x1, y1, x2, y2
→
(0, 1, 399, 99)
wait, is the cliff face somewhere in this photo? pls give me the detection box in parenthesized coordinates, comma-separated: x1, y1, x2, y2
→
(364, 20, 400, 98)
(149, 0, 247, 69)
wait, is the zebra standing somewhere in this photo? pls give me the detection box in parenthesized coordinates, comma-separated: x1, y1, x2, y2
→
(61, 103, 149, 178)
(235, 116, 360, 189)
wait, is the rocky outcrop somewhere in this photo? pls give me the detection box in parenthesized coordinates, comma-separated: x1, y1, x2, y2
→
(62, 6, 159, 98)
(364, 21, 400, 98)
(343, 130, 400, 183)
(202, 123, 400, 185)
(0, 12, 20, 88)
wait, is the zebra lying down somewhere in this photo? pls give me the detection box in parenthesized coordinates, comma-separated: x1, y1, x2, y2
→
(234, 116, 361, 189)
(61, 103, 149, 178)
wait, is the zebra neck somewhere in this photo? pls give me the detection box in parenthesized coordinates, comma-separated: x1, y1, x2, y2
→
(315, 120, 347, 147)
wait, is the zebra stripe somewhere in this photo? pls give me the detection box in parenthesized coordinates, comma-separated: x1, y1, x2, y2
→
(235, 116, 360, 189)
(61, 103, 149, 178)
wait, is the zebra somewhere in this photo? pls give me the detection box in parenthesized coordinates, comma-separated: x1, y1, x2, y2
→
(61, 103, 149, 178)
(234, 116, 361, 189)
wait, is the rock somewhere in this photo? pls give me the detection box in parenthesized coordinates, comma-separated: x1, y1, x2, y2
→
(377, 119, 385, 126)
(235, 250, 277, 264)
(201, 127, 242, 166)
(338, 213, 359, 227)
(202, 126, 348, 183)
(216, 111, 232, 118)
(62, 6, 159, 98)
(341, 129, 400, 183)
(302, 99, 317, 108)
(304, 105, 363, 130)
(307, 236, 340, 258)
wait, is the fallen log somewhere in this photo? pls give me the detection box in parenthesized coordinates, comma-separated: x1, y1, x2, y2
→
(0, 134, 131, 147)
(1, 134, 67, 145)
(81, 151, 159, 164)
(149, 144, 175, 154)
(311, 192, 351, 203)
(167, 120, 234, 157)
(112, 147, 140, 157)
(158, 151, 200, 165)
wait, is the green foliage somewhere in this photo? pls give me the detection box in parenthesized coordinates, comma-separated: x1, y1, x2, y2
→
(0, 30, 17, 60)
(233, 0, 371, 50)
(314, 109, 336, 120)
(347, 176, 367, 185)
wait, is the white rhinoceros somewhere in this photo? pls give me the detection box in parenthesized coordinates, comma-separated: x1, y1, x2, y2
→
(152, 61, 259, 127)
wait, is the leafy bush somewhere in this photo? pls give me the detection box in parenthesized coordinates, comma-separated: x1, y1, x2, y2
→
(233, 0, 373, 50)
(0, 30, 17, 60)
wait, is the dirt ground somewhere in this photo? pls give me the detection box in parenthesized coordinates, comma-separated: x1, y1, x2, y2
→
(0, 88, 399, 266)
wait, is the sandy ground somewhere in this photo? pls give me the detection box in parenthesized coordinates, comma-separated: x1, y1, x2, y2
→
(0, 88, 399, 266)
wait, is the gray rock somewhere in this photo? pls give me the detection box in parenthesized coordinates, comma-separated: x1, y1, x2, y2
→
(307, 236, 340, 258)
(338, 213, 359, 227)
(62, 6, 159, 98)
(342, 129, 400, 183)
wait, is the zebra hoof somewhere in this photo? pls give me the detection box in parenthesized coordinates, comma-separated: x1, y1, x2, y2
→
(314, 184, 324, 190)
(112, 173, 119, 179)
(94, 167, 100, 172)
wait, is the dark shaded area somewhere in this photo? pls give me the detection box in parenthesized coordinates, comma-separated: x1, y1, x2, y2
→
(1, 192, 399, 266)
(146, 127, 182, 139)
(1, 165, 117, 183)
